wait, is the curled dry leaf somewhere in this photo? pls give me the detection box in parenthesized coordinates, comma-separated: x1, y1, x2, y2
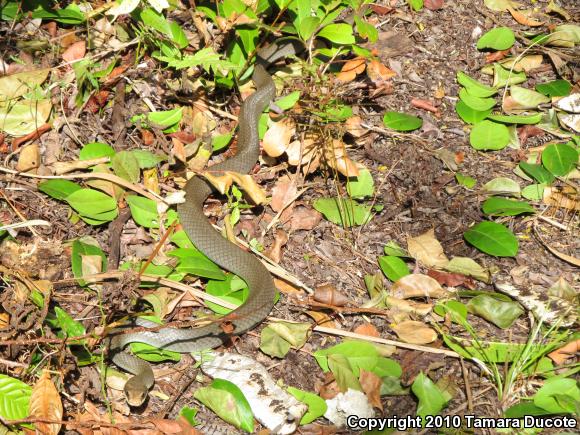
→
(270, 175, 298, 212)
(508, 8, 544, 26)
(325, 139, 360, 177)
(29, 370, 63, 435)
(345, 116, 368, 138)
(314, 283, 349, 307)
(384, 296, 433, 316)
(427, 269, 475, 288)
(359, 369, 383, 411)
(263, 118, 296, 158)
(407, 229, 449, 269)
(284, 204, 322, 231)
(353, 322, 380, 337)
(392, 320, 438, 344)
(265, 228, 288, 263)
(204, 171, 267, 205)
(15, 143, 40, 172)
(62, 40, 86, 62)
(391, 274, 448, 299)
(366, 59, 396, 85)
(411, 98, 440, 115)
(306, 310, 336, 328)
(336, 57, 366, 83)
(485, 49, 510, 63)
(548, 339, 580, 366)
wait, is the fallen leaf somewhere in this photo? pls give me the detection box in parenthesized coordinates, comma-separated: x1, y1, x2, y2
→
(336, 57, 366, 82)
(12, 123, 51, 149)
(265, 229, 288, 263)
(508, 7, 544, 26)
(29, 370, 63, 435)
(15, 143, 40, 172)
(391, 274, 448, 299)
(366, 59, 396, 84)
(427, 269, 475, 288)
(345, 116, 368, 138)
(517, 125, 544, 145)
(392, 320, 438, 344)
(543, 186, 580, 211)
(425, 0, 444, 10)
(62, 40, 86, 62)
(324, 139, 360, 177)
(485, 49, 510, 63)
(263, 118, 296, 158)
(274, 278, 305, 295)
(411, 98, 440, 115)
(359, 369, 383, 410)
(204, 171, 267, 205)
(407, 229, 449, 268)
(271, 175, 298, 212)
(285, 205, 322, 231)
(314, 283, 349, 307)
(353, 323, 380, 337)
(306, 310, 336, 328)
(384, 296, 433, 316)
(548, 339, 580, 365)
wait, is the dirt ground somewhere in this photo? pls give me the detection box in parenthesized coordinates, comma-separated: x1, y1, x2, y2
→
(0, 0, 578, 434)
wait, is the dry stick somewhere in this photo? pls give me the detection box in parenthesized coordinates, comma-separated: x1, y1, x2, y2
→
(460, 357, 474, 412)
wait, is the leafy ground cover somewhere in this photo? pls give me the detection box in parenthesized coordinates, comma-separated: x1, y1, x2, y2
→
(0, 0, 578, 433)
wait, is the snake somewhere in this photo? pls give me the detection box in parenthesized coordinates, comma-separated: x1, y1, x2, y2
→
(108, 41, 302, 406)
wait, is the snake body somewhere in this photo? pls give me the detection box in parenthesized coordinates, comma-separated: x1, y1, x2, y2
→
(108, 43, 301, 405)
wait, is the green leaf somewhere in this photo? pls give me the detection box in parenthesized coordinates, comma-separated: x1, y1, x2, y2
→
(455, 100, 492, 124)
(328, 353, 362, 392)
(455, 173, 477, 188)
(354, 16, 378, 43)
(384, 241, 409, 257)
(492, 63, 527, 88)
(313, 341, 379, 375)
(260, 321, 310, 358)
(482, 197, 535, 216)
(483, 177, 521, 197)
(521, 183, 546, 201)
(0, 374, 32, 420)
(178, 406, 199, 426)
(469, 120, 510, 150)
(445, 257, 490, 283)
(39, 179, 81, 201)
(66, 189, 118, 220)
(378, 256, 410, 282)
(486, 113, 542, 124)
(541, 143, 579, 176)
(346, 169, 374, 198)
(148, 108, 183, 129)
(412, 372, 449, 423)
(467, 294, 524, 328)
(205, 275, 246, 314)
(459, 89, 497, 111)
(317, 23, 355, 45)
(194, 379, 254, 433)
(111, 150, 140, 183)
(130, 342, 181, 362)
(31, 3, 85, 24)
(434, 300, 468, 324)
(130, 150, 165, 169)
(456, 72, 497, 98)
(519, 162, 555, 184)
(382, 111, 422, 131)
(79, 142, 116, 160)
(298, 16, 320, 41)
(287, 387, 327, 425)
(504, 402, 554, 418)
(50, 306, 87, 344)
(126, 195, 159, 228)
(533, 377, 580, 414)
(407, 0, 424, 12)
(275, 91, 301, 111)
(313, 197, 372, 227)
(464, 221, 519, 257)
(510, 85, 551, 109)
(476, 27, 515, 50)
(535, 79, 572, 97)
(170, 248, 227, 281)
(71, 238, 107, 286)
(212, 132, 233, 152)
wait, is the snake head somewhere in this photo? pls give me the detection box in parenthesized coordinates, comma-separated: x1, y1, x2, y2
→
(124, 376, 149, 407)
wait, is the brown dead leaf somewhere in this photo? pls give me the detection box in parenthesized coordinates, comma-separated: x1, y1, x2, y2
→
(325, 139, 359, 177)
(485, 49, 510, 63)
(366, 59, 396, 84)
(285, 205, 322, 231)
(353, 322, 380, 337)
(427, 269, 475, 288)
(384, 296, 433, 316)
(392, 320, 438, 344)
(306, 310, 336, 328)
(508, 7, 544, 26)
(16, 143, 40, 172)
(517, 125, 544, 145)
(336, 57, 366, 82)
(370, 4, 394, 15)
(411, 98, 440, 115)
(543, 186, 580, 211)
(62, 40, 86, 62)
(407, 229, 449, 269)
(149, 418, 196, 434)
(29, 370, 63, 435)
(271, 175, 298, 212)
(0, 312, 8, 327)
(425, 0, 444, 10)
(263, 118, 296, 158)
(548, 339, 580, 365)
(318, 373, 340, 400)
(274, 278, 305, 295)
(265, 229, 288, 263)
(359, 369, 383, 410)
(314, 283, 349, 307)
(399, 350, 444, 385)
(391, 273, 448, 299)
(204, 171, 266, 205)
(12, 123, 51, 149)
(345, 116, 368, 138)
(434, 83, 445, 99)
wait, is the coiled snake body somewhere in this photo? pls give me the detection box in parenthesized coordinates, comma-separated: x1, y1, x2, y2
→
(108, 43, 299, 406)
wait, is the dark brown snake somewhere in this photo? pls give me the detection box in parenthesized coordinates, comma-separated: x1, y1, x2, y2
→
(108, 42, 301, 406)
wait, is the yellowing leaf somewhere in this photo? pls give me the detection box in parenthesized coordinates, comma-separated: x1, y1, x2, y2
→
(0, 68, 50, 101)
(29, 370, 63, 435)
(0, 99, 52, 136)
(391, 274, 448, 299)
(392, 320, 438, 344)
